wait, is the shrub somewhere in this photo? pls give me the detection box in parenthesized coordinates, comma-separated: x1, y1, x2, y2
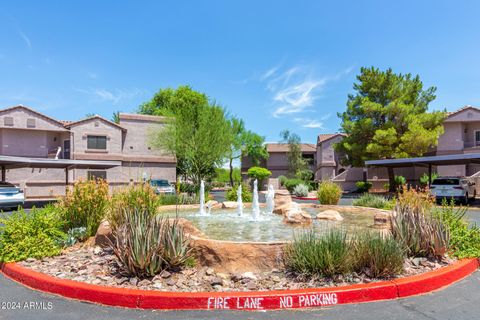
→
(317, 181, 342, 205)
(419, 172, 439, 188)
(391, 188, 449, 257)
(0, 206, 66, 262)
(59, 179, 109, 237)
(284, 229, 351, 277)
(292, 184, 309, 197)
(226, 184, 252, 202)
(433, 200, 480, 258)
(247, 167, 272, 182)
(278, 175, 288, 186)
(179, 182, 197, 194)
(394, 175, 407, 188)
(63, 227, 87, 247)
(283, 178, 304, 193)
(109, 208, 193, 278)
(158, 194, 200, 205)
(109, 183, 159, 230)
(351, 231, 404, 278)
(355, 181, 372, 193)
(295, 169, 314, 182)
(353, 193, 394, 209)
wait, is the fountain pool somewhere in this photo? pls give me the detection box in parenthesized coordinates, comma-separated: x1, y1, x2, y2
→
(165, 207, 375, 242)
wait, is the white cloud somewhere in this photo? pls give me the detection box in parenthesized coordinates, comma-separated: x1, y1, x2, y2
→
(75, 88, 144, 105)
(18, 31, 31, 49)
(272, 78, 326, 117)
(293, 117, 325, 129)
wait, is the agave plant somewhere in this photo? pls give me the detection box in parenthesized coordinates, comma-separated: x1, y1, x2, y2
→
(390, 190, 449, 258)
(109, 208, 193, 278)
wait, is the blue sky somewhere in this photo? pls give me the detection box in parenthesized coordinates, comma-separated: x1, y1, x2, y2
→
(1, 1, 480, 144)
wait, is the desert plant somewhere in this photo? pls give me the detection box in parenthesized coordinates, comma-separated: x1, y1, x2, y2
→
(63, 227, 88, 247)
(283, 178, 305, 193)
(292, 184, 309, 197)
(284, 229, 351, 277)
(353, 193, 394, 209)
(158, 193, 200, 205)
(355, 181, 372, 193)
(108, 183, 159, 231)
(351, 231, 404, 278)
(109, 208, 193, 278)
(433, 200, 480, 258)
(59, 179, 109, 237)
(391, 188, 449, 257)
(226, 183, 253, 202)
(317, 181, 342, 205)
(0, 206, 66, 262)
(295, 169, 314, 182)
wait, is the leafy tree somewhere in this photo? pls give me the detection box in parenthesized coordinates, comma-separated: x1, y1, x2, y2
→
(280, 130, 309, 178)
(226, 117, 268, 186)
(112, 111, 120, 124)
(141, 86, 231, 188)
(335, 67, 446, 191)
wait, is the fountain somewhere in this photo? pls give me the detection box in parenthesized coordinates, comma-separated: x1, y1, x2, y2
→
(237, 184, 243, 216)
(265, 184, 275, 214)
(198, 180, 208, 216)
(252, 179, 260, 220)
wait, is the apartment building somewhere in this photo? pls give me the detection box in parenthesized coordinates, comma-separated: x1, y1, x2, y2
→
(0, 105, 175, 198)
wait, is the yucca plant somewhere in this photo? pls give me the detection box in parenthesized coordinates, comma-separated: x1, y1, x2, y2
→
(284, 229, 351, 277)
(109, 208, 193, 278)
(391, 188, 449, 257)
(351, 231, 404, 278)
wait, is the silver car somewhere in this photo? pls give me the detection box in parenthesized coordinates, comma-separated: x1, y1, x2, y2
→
(0, 182, 25, 209)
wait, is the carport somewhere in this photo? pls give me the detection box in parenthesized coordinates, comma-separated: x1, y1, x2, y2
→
(0, 155, 121, 186)
(365, 153, 480, 186)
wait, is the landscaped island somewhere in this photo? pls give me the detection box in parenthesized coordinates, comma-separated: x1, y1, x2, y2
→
(1, 179, 479, 293)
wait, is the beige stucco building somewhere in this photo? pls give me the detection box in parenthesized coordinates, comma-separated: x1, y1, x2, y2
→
(0, 105, 175, 198)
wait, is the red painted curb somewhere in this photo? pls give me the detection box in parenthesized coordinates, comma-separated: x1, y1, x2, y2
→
(1, 259, 478, 310)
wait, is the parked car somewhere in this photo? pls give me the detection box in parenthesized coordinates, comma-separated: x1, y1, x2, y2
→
(0, 182, 25, 209)
(150, 179, 176, 195)
(430, 177, 476, 203)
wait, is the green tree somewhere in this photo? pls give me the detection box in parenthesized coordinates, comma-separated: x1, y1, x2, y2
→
(226, 117, 268, 186)
(140, 86, 231, 188)
(335, 67, 446, 191)
(112, 111, 120, 124)
(280, 130, 309, 178)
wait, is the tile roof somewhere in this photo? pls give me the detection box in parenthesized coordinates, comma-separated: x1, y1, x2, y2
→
(266, 143, 316, 153)
(64, 115, 127, 131)
(317, 133, 346, 144)
(446, 105, 480, 117)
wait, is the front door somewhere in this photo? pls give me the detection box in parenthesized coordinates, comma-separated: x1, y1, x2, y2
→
(63, 140, 70, 159)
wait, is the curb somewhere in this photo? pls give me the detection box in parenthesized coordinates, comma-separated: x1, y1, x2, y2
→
(292, 196, 318, 201)
(1, 259, 478, 310)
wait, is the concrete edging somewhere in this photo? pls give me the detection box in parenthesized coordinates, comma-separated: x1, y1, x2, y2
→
(1, 259, 478, 310)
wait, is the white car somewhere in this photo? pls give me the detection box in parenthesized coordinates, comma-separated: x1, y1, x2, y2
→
(430, 177, 476, 204)
(0, 182, 25, 209)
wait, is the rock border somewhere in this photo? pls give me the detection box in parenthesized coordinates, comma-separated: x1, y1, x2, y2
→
(1, 259, 478, 310)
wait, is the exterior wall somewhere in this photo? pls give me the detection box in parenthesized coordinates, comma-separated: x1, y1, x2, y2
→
(315, 135, 347, 181)
(70, 119, 124, 160)
(119, 117, 163, 157)
(437, 165, 466, 177)
(437, 122, 464, 154)
(0, 107, 67, 132)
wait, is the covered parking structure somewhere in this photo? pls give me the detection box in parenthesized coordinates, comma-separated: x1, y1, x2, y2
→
(365, 153, 480, 186)
(0, 155, 121, 187)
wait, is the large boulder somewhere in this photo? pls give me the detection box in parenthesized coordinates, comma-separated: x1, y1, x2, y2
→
(206, 200, 222, 210)
(222, 201, 239, 209)
(283, 202, 312, 224)
(374, 211, 391, 229)
(94, 220, 113, 247)
(273, 190, 292, 215)
(316, 210, 344, 221)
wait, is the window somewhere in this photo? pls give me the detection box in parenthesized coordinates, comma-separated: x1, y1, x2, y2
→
(27, 118, 36, 128)
(87, 171, 107, 180)
(475, 131, 480, 147)
(4, 117, 13, 126)
(87, 135, 107, 149)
